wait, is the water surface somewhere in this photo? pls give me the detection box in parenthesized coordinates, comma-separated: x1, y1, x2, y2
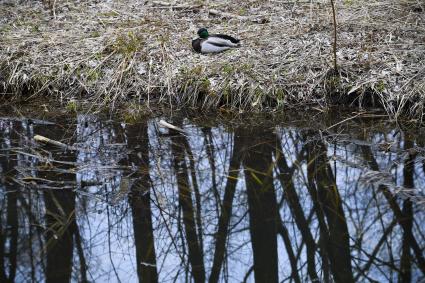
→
(1, 110, 424, 282)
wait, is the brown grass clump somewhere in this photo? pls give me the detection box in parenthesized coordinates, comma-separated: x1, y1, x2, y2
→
(0, 0, 424, 118)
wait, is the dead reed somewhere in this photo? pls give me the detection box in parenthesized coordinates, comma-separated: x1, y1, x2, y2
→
(0, 0, 424, 119)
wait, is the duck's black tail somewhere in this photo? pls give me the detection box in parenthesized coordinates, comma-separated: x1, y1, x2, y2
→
(212, 34, 240, 44)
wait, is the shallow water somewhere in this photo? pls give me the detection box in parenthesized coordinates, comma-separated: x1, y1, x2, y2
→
(0, 110, 424, 283)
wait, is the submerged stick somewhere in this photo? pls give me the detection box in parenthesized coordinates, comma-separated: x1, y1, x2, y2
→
(158, 120, 186, 134)
(34, 135, 76, 150)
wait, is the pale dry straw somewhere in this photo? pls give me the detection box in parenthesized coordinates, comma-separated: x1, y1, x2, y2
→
(0, 0, 424, 118)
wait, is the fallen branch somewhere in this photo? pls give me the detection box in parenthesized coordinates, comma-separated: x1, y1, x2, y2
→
(158, 120, 186, 134)
(34, 135, 76, 150)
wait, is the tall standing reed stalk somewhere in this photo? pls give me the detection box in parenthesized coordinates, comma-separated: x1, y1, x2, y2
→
(330, 0, 338, 71)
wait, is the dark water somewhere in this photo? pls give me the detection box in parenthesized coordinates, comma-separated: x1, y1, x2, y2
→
(0, 110, 425, 283)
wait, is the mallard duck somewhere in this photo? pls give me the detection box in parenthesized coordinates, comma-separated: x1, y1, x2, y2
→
(192, 28, 240, 54)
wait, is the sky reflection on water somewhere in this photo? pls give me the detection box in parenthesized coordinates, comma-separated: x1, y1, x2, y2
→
(0, 112, 425, 283)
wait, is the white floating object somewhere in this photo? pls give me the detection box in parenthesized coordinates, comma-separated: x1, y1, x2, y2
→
(158, 120, 186, 134)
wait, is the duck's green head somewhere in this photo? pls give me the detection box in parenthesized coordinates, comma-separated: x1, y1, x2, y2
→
(197, 28, 209, 39)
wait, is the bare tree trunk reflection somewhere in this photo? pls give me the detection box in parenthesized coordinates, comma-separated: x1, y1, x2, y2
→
(37, 126, 76, 283)
(170, 121, 205, 283)
(274, 134, 319, 282)
(181, 135, 204, 260)
(126, 122, 158, 283)
(209, 131, 243, 283)
(74, 224, 88, 283)
(0, 125, 20, 283)
(305, 152, 331, 283)
(0, 218, 4, 283)
(399, 137, 414, 283)
(201, 128, 220, 217)
(242, 129, 278, 283)
(304, 131, 354, 283)
(276, 219, 301, 283)
(44, 189, 75, 283)
(0, 179, 18, 283)
(5, 185, 18, 283)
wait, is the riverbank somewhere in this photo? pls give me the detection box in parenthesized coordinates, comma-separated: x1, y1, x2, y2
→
(1, 0, 424, 118)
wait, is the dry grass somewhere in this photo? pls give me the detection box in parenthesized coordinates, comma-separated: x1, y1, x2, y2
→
(0, 0, 424, 117)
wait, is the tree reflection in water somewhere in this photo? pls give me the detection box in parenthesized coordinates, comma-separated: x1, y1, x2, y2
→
(0, 114, 424, 282)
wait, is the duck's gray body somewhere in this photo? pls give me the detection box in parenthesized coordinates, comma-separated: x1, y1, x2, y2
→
(192, 28, 240, 54)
